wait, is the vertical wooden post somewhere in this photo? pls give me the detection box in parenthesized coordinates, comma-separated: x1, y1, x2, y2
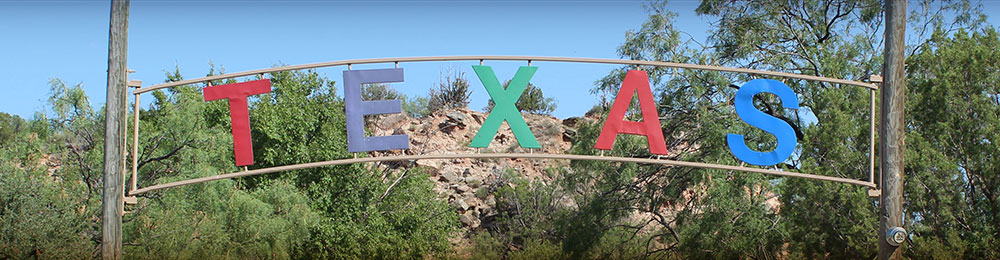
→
(878, 0, 906, 259)
(102, 0, 129, 259)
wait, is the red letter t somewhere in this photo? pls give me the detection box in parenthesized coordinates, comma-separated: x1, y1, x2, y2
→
(203, 79, 271, 166)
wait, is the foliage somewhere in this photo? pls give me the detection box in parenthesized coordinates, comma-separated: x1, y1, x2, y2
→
(402, 95, 432, 118)
(0, 112, 25, 145)
(484, 81, 558, 115)
(694, 1, 885, 257)
(0, 79, 104, 259)
(470, 1, 997, 259)
(694, 0, 985, 258)
(573, 1, 789, 258)
(299, 169, 457, 259)
(903, 28, 1000, 259)
(100, 67, 315, 259)
(362, 83, 404, 101)
(362, 82, 433, 118)
(125, 179, 318, 260)
(428, 71, 472, 112)
(245, 68, 458, 259)
(0, 65, 457, 259)
(2, 1, 999, 259)
(0, 131, 95, 259)
(469, 168, 661, 260)
(472, 170, 563, 256)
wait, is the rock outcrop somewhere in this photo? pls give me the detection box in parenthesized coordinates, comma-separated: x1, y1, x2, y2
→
(367, 108, 577, 231)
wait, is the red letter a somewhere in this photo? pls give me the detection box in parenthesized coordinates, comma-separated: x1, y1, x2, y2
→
(203, 79, 271, 166)
(594, 70, 667, 155)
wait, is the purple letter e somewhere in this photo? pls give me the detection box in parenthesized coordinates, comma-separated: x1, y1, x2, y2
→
(343, 68, 409, 152)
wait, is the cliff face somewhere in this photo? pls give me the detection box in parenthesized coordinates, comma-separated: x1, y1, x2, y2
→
(367, 108, 580, 230)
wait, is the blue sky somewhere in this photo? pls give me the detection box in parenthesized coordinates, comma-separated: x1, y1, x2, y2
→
(0, 0, 711, 119)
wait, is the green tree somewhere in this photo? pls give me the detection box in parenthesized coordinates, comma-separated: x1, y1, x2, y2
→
(402, 96, 432, 118)
(0, 112, 25, 145)
(0, 110, 95, 259)
(475, 2, 789, 258)
(694, 1, 882, 257)
(472, 0, 993, 259)
(580, 1, 788, 258)
(362, 83, 404, 101)
(114, 67, 318, 259)
(694, 0, 986, 258)
(484, 81, 558, 115)
(0, 79, 108, 258)
(904, 28, 1000, 259)
(113, 66, 457, 259)
(125, 179, 319, 260)
(362, 83, 433, 119)
(246, 69, 458, 259)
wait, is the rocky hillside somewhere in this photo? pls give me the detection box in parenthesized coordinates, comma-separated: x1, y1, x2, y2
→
(366, 108, 582, 232)
(366, 108, 780, 250)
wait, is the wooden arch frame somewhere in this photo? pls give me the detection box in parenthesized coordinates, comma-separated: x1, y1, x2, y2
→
(126, 56, 880, 196)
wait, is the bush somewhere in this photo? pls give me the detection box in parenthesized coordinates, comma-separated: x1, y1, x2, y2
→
(403, 96, 431, 118)
(0, 160, 95, 259)
(124, 179, 319, 260)
(361, 83, 434, 119)
(0, 112, 24, 146)
(428, 71, 472, 112)
(484, 81, 557, 115)
(361, 83, 407, 125)
(362, 83, 404, 101)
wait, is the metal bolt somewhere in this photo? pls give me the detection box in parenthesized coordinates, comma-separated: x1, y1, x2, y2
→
(886, 227, 906, 246)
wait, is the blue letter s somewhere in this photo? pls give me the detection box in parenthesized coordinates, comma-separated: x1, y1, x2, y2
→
(727, 79, 799, 166)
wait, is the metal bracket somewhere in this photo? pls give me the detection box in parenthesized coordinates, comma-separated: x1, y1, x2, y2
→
(121, 196, 138, 216)
(865, 74, 883, 83)
(127, 79, 142, 88)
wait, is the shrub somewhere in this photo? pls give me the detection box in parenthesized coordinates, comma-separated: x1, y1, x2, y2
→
(363, 83, 400, 126)
(484, 81, 557, 115)
(361, 83, 433, 119)
(0, 112, 24, 147)
(428, 71, 472, 112)
(362, 83, 404, 101)
(403, 96, 431, 118)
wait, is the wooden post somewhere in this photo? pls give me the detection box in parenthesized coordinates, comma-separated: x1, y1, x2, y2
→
(102, 0, 129, 259)
(878, 0, 906, 259)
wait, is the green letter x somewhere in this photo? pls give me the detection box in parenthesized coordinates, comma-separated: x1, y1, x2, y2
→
(470, 65, 541, 148)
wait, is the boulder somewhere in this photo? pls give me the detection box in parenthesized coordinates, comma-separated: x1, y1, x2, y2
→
(441, 111, 472, 133)
(464, 197, 479, 209)
(455, 199, 470, 211)
(446, 111, 471, 126)
(378, 113, 408, 129)
(440, 171, 461, 183)
(417, 161, 441, 175)
(454, 184, 472, 194)
(562, 116, 582, 127)
(459, 212, 478, 227)
(562, 128, 577, 142)
(470, 112, 485, 124)
(465, 176, 483, 188)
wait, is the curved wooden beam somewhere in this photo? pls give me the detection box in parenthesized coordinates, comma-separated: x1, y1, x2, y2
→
(134, 56, 877, 94)
(128, 153, 876, 195)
